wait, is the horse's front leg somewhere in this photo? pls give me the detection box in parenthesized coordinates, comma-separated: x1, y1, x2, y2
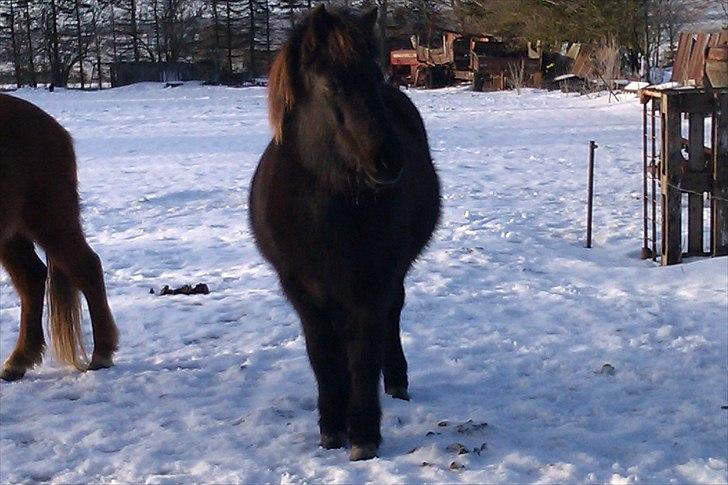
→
(345, 304, 385, 461)
(383, 283, 409, 400)
(283, 278, 349, 449)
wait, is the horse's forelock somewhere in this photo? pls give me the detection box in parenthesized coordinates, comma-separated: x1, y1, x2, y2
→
(268, 10, 376, 143)
(302, 10, 374, 68)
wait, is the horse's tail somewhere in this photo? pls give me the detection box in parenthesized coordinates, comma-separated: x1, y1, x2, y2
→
(47, 260, 87, 370)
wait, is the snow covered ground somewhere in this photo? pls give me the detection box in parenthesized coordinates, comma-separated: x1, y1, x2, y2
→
(1, 83, 726, 484)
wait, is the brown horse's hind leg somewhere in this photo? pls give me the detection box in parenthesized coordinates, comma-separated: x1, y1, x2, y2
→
(0, 236, 47, 381)
(41, 233, 118, 370)
(383, 284, 410, 401)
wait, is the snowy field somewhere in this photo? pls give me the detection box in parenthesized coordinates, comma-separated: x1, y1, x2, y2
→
(1, 83, 726, 484)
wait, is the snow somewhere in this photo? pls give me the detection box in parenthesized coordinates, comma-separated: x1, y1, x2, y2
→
(623, 81, 650, 92)
(1, 83, 726, 484)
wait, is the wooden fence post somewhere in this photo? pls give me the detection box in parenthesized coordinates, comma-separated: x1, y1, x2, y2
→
(661, 94, 683, 265)
(687, 112, 705, 255)
(713, 93, 728, 256)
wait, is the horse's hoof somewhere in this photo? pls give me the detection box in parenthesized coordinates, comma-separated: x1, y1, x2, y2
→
(320, 432, 347, 449)
(350, 444, 378, 461)
(0, 367, 25, 382)
(88, 356, 114, 371)
(385, 385, 410, 401)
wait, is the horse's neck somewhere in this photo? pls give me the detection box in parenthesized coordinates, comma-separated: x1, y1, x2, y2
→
(287, 118, 352, 194)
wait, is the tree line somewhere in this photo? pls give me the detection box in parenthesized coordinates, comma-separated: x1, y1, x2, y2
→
(0, 0, 721, 88)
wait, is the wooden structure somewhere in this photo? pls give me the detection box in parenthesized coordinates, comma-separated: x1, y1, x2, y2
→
(672, 32, 728, 88)
(640, 87, 728, 265)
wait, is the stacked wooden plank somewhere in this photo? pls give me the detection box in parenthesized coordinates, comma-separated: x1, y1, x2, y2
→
(672, 31, 728, 87)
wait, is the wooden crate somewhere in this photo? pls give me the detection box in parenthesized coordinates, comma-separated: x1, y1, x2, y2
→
(640, 88, 728, 265)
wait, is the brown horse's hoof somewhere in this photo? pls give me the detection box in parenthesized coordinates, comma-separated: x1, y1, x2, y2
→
(0, 367, 26, 382)
(320, 432, 347, 449)
(385, 385, 410, 401)
(350, 444, 378, 461)
(88, 355, 114, 371)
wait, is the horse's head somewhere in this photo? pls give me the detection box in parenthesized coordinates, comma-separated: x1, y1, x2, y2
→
(268, 6, 403, 186)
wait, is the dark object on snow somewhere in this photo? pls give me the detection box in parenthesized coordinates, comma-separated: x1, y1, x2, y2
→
(48, 83, 54, 92)
(598, 363, 616, 375)
(456, 420, 488, 434)
(157, 283, 210, 296)
(249, 6, 440, 462)
(446, 443, 469, 454)
(0, 94, 118, 382)
(165, 81, 184, 88)
(473, 442, 488, 455)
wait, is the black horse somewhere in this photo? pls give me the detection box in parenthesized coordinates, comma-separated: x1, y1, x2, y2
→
(249, 6, 440, 460)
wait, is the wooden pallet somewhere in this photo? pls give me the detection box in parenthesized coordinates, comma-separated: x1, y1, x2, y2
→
(640, 88, 728, 265)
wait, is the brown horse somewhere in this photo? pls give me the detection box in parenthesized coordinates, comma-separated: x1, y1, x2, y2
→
(0, 93, 118, 381)
(249, 7, 440, 460)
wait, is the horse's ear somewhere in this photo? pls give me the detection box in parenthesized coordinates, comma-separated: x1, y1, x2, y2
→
(311, 4, 332, 27)
(361, 6, 378, 31)
(301, 4, 333, 62)
(268, 46, 294, 144)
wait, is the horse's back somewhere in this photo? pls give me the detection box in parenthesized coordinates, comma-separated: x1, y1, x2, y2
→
(0, 94, 79, 241)
(0, 94, 75, 164)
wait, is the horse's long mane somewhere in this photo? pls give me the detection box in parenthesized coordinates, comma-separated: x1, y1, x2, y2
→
(268, 7, 379, 143)
(268, 44, 295, 144)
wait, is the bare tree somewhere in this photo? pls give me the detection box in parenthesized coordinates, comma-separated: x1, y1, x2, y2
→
(507, 59, 525, 94)
(21, 0, 36, 86)
(592, 36, 621, 100)
(72, 0, 86, 87)
(152, 0, 163, 61)
(48, 0, 63, 85)
(660, 0, 696, 63)
(3, 0, 22, 87)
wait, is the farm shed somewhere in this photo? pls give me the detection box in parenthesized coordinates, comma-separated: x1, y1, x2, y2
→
(110, 61, 219, 87)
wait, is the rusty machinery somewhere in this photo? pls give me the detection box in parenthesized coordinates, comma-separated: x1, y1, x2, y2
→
(389, 30, 542, 91)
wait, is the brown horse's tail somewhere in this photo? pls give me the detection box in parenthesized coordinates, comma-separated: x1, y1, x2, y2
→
(47, 260, 87, 370)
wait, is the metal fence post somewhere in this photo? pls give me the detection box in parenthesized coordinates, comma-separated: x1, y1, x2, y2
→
(586, 140, 598, 248)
